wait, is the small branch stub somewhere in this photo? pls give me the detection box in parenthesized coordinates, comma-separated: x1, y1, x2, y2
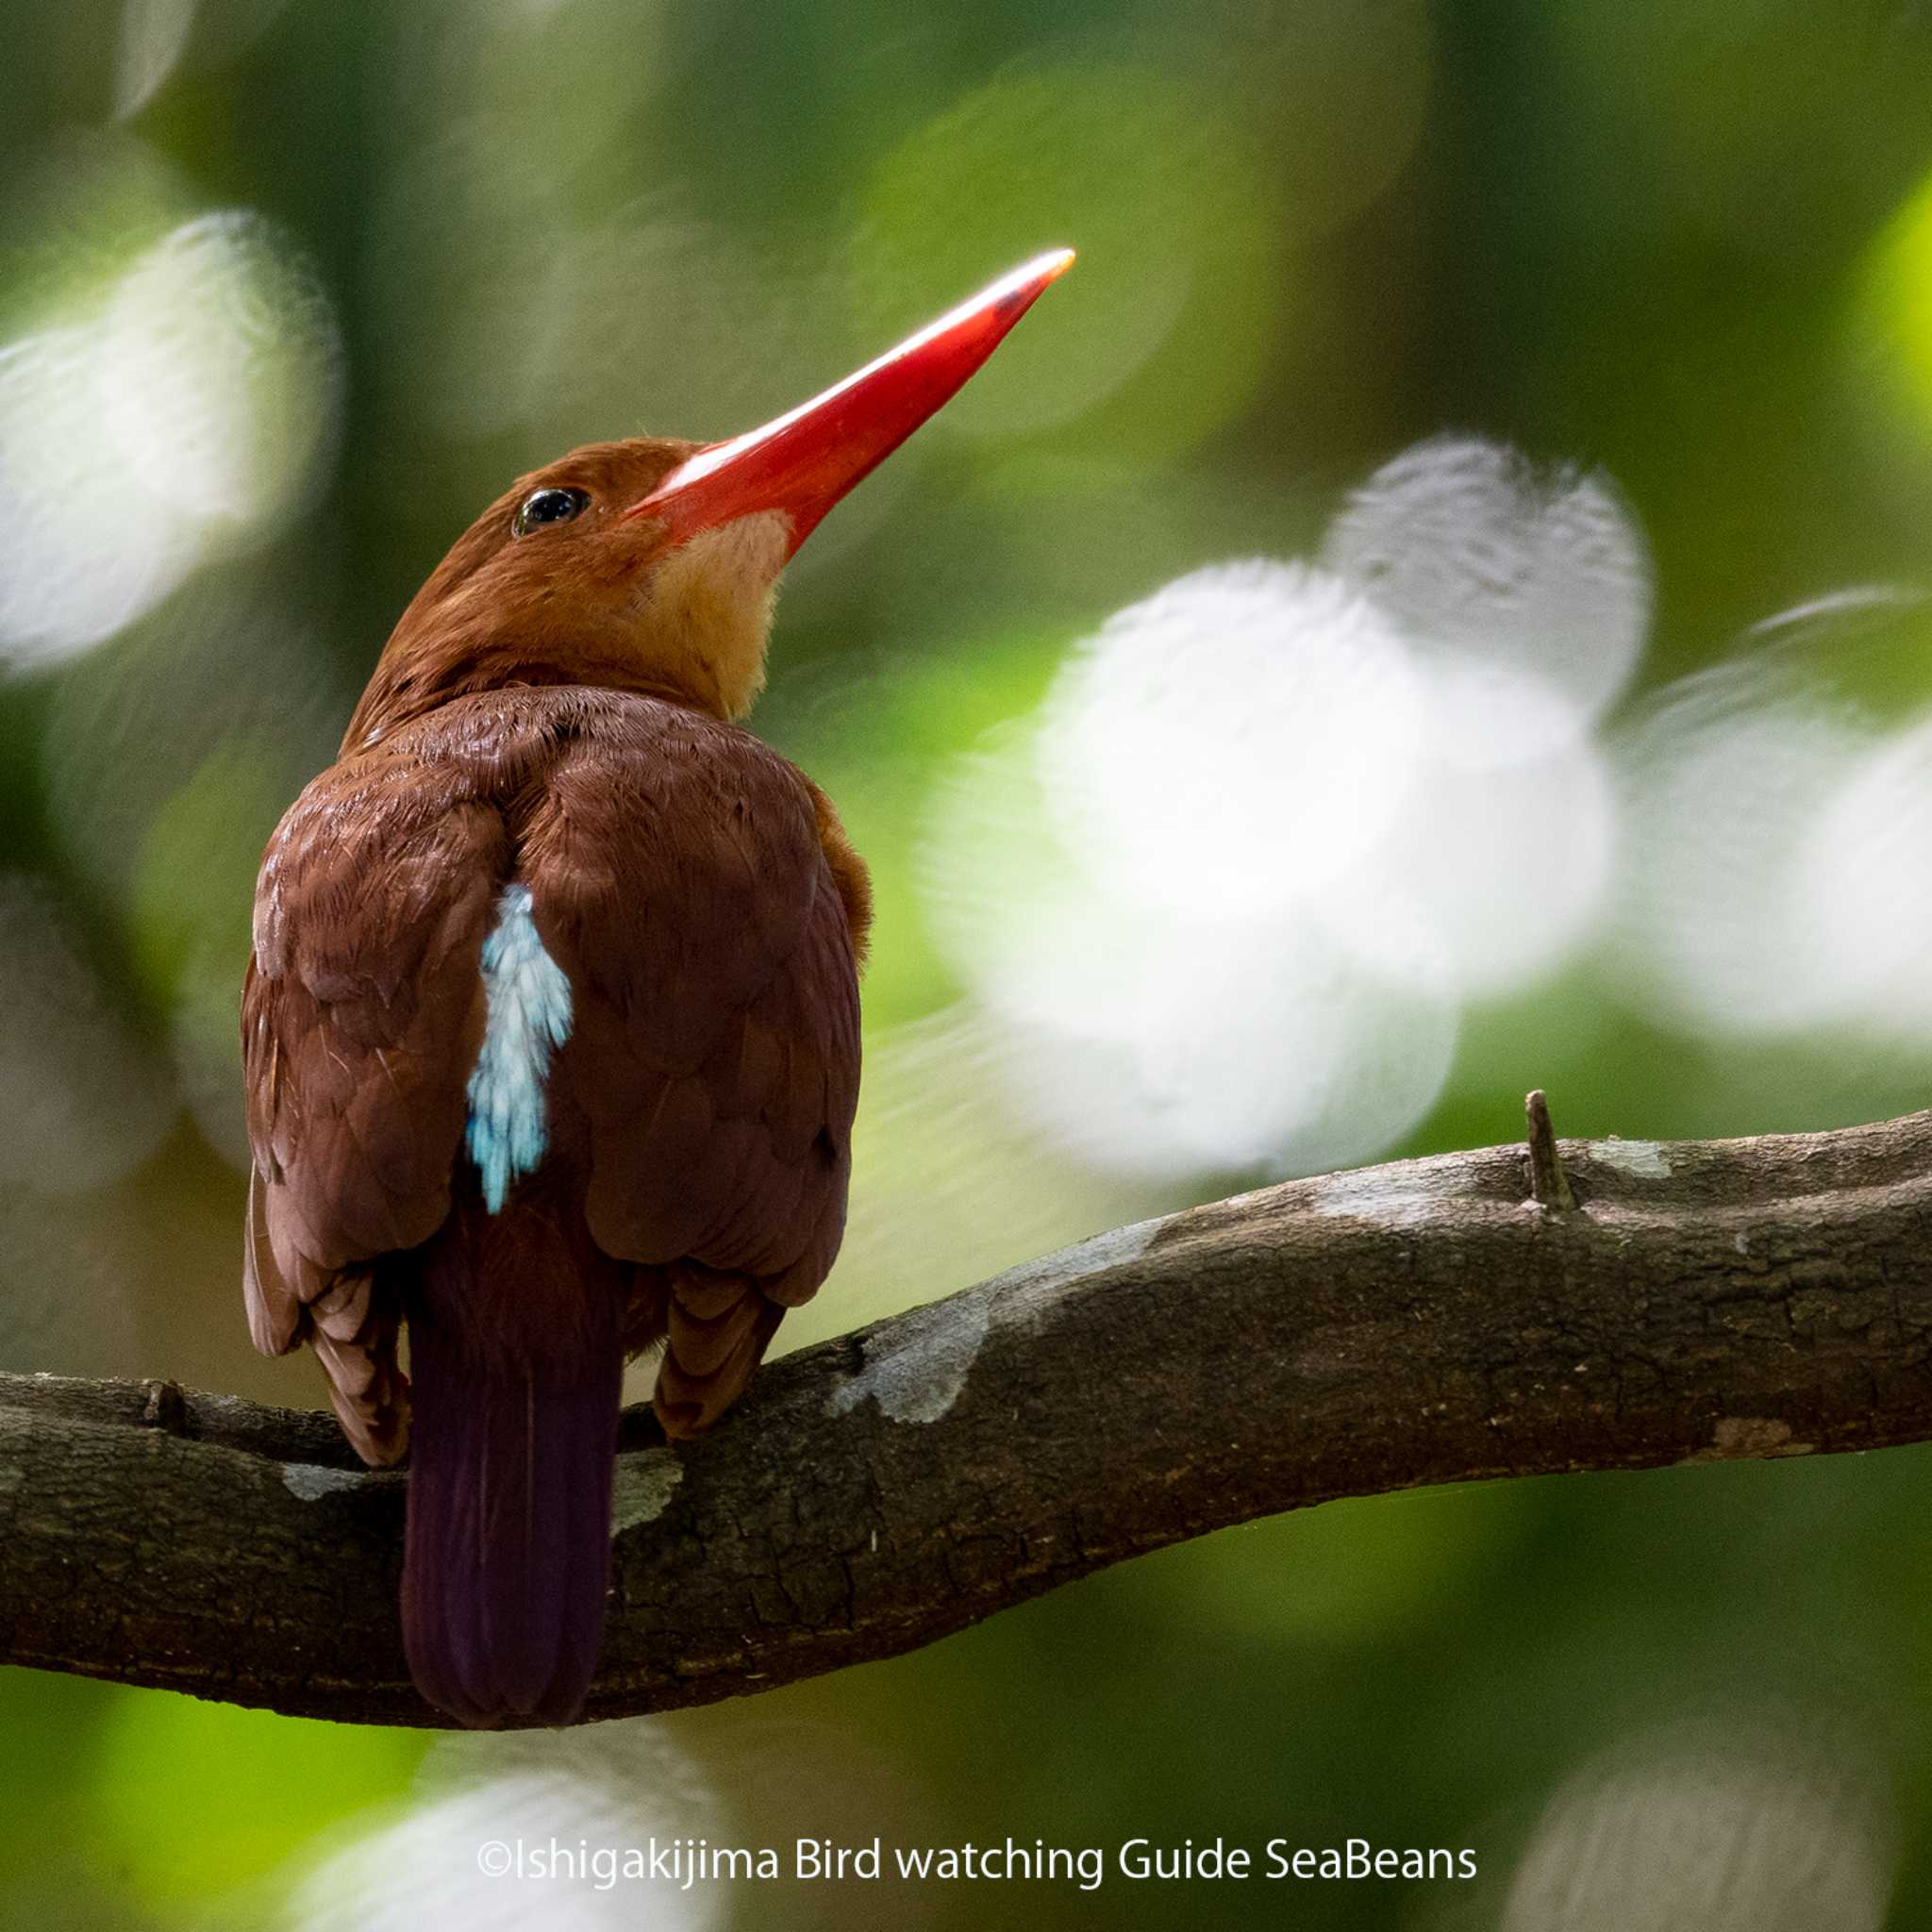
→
(1524, 1089, 1577, 1212)
(140, 1378, 189, 1435)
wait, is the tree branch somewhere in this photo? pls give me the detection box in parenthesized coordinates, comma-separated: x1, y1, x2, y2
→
(6, 1104, 1931, 1727)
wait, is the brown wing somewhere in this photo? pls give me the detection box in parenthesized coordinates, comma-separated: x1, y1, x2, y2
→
(522, 707, 863, 1433)
(242, 758, 507, 1462)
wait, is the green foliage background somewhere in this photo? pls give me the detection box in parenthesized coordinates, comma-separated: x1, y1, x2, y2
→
(3, 1, 1932, 1925)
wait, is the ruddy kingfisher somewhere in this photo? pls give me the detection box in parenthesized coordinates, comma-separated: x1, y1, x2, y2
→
(242, 252, 1073, 1725)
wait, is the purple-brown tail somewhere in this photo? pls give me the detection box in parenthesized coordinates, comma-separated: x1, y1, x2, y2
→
(398, 1204, 625, 1728)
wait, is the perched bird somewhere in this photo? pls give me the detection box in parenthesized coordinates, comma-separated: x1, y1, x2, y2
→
(242, 252, 1073, 1726)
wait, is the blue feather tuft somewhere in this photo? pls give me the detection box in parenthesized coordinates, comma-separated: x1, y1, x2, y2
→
(464, 883, 573, 1212)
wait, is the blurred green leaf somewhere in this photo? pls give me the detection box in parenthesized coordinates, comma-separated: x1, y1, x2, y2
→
(87, 1693, 425, 1909)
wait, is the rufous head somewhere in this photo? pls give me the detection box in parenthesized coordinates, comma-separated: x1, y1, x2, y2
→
(346, 250, 1074, 744)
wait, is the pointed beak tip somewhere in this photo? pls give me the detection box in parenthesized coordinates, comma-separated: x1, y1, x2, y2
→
(1004, 247, 1076, 311)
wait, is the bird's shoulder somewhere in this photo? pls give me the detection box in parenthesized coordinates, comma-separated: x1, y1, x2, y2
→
(256, 687, 833, 952)
(347, 683, 812, 803)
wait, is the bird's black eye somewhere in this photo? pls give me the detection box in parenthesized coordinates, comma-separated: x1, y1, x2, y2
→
(512, 486, 591, 537)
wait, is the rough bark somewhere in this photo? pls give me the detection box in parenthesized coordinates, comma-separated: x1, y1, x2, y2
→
(4, 1106, 1929, 1728)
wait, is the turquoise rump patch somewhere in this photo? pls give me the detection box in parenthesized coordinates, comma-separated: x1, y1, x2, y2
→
(465, 882, 573, 1212)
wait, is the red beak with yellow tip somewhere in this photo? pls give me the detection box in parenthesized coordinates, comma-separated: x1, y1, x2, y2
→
(627, 249, 1075, 557)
